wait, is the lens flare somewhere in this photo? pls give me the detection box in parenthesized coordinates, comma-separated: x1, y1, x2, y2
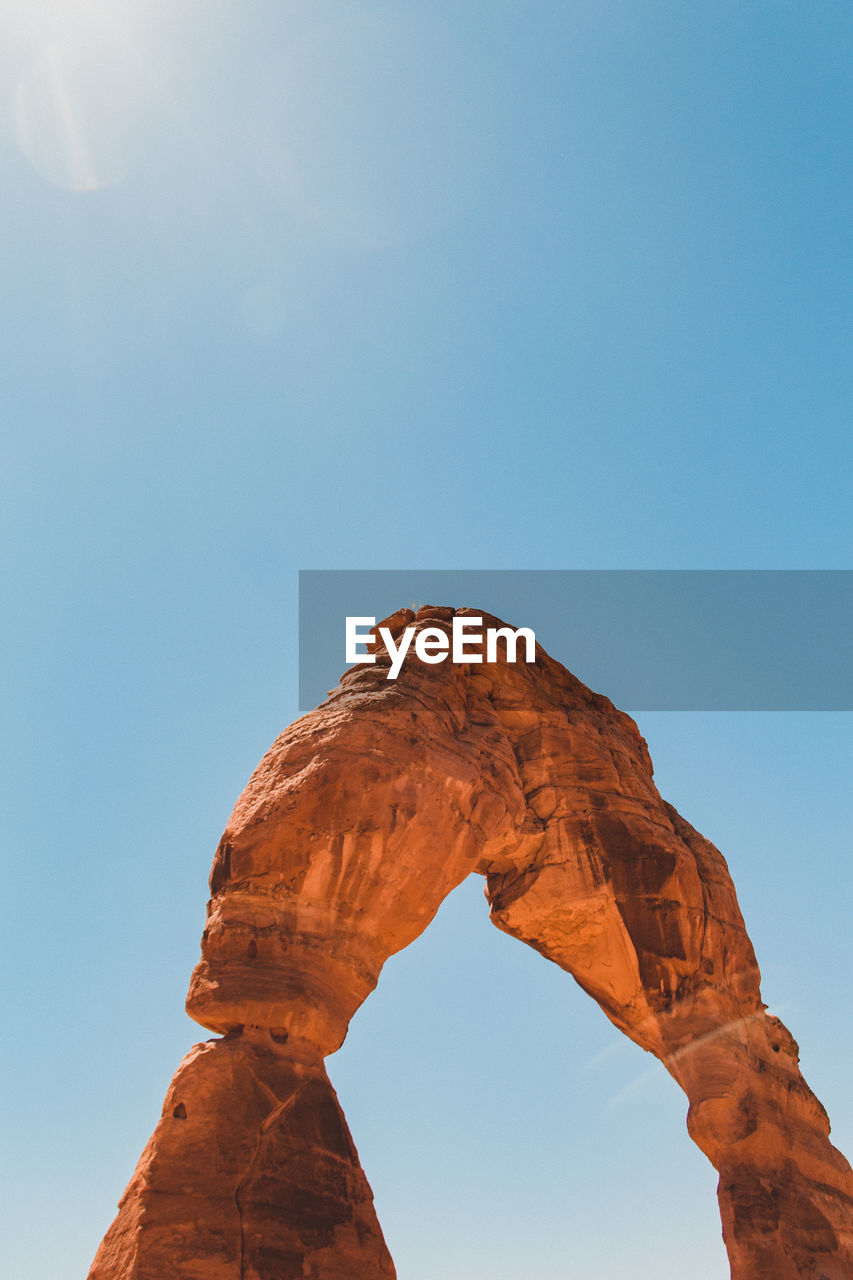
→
(14, 34, 147, 191)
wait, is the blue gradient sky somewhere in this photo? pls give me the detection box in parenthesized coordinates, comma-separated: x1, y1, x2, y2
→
(1, 3, 851, 1278)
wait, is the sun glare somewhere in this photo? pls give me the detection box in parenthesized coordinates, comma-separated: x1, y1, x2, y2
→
(3, 0, 117, 45)
(9, 1, 155, 192)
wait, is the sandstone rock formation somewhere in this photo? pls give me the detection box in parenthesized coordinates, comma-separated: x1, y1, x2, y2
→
(89, 607, 853, 1279)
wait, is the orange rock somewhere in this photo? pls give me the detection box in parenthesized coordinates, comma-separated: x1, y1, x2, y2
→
(88, 1029, 394, 1280)
(90, 607, 853, 1279)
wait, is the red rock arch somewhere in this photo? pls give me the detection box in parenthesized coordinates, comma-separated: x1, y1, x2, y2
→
(89, 608, 853, 1279)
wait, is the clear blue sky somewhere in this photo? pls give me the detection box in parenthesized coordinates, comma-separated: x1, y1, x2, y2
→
(1, 3, 851, 1278)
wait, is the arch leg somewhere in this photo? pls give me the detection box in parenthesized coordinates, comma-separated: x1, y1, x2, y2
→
(487, 799, 853, 1278)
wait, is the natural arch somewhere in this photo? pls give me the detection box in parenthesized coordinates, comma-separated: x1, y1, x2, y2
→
(89, 607, 853, 1280)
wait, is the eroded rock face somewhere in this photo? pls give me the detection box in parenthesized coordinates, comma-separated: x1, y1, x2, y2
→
(89, 607, 853, 1279)
(89, 1029, 394, 1280)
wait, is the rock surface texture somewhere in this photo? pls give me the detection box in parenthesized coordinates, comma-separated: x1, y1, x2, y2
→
(89, 607, 853, 1279)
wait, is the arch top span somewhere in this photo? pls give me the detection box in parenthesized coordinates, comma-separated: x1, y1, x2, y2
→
(91, 606, 853, 1280)
(188, 604, 757, 1062)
